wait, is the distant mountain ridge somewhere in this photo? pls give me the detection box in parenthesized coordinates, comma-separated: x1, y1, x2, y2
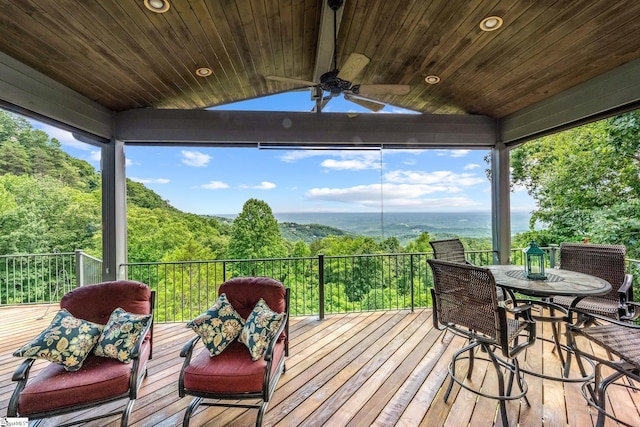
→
(218, 211, 533, 245)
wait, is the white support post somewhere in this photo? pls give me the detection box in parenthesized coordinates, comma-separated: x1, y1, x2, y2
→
(101, 139, 127, 280)
(491, 142, 511, 264)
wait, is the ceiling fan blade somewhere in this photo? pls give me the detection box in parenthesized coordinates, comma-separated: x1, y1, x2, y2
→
(265, 75, 317, 87)
(357, 84, 411, 96)
(344, 94, 385, 112)
(337, 53, 370, 82)
(312, 96, 332, 113)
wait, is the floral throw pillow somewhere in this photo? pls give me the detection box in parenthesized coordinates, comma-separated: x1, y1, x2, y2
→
(93, 307, 152, 363)
(13, 309, 104, 371)
(186, 293, 245, 357)
(239, 299, 285, 361)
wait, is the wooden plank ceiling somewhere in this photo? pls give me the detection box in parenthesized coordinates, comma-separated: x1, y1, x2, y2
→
(1, 0, 639, 118)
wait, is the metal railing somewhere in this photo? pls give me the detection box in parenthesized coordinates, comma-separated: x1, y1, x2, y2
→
(3, 248, 639, 323)
(0, 251, 102, 305)
(122, 253, 435, 322)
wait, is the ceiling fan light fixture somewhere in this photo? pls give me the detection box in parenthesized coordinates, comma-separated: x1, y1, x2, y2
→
(480, 16, 503, 32)
(195, 67, 212, 77)
(144, 0, 170, 13)
(424, 75, 441, 85)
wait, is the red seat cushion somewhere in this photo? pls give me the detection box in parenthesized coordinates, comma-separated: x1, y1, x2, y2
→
(182, 340, 285, 394)
(17, 342, 150, 415)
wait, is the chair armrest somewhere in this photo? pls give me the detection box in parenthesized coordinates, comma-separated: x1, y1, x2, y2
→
(568, 306, 640, 328)
(263, 313, 288, 362)
(180, 335, 201, 359)
(127, 316, 154, 361)
(11, 358, 35, 382)
(505, 301, 535, 322)
(8, 358, 36, 417)
(506, 303, 532, 315)
(178, 335, 202, 398)
(618, 273, 634, 301)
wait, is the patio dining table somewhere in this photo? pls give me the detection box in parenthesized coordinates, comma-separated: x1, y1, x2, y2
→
(485, 264, 611, 382)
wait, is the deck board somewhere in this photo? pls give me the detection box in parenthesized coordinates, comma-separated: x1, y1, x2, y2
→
(1, 305, 640, 426)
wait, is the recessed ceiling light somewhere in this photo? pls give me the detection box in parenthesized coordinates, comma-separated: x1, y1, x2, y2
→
(195, 67, 213, 77)
(480, 16, 503, 32)
(424, 75, 441, 85)
(144, 0, 170, 13)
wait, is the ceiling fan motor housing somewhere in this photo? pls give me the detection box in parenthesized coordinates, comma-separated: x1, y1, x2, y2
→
(320, 70, 351, 95)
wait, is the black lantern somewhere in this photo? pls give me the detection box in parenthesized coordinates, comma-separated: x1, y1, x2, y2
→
(523, 241, 546, 280)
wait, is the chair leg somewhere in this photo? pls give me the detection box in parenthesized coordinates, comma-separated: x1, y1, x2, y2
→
(595, 369, 626, 427)
(486, 347, 509, 427)
(468, 344, 475, 380)
(256, 400, 269, 427)
(445, 341, 478, 402)
(121, 399, 136, 427)
(183, 397, 204, 427)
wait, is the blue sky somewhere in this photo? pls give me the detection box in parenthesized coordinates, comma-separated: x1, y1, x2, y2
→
(20, 92, 536, 215)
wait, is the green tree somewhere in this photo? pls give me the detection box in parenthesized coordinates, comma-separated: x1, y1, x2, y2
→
(0, 174, 100, 254)
(405, 232, 432, 253)
(510, 111, 640, 257)
(0, 140, 30, 175)
(227, 199, 287, 259)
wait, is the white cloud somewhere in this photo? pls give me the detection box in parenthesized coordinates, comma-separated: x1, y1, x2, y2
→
(304, 166, 488, 210)
(464, 163, 481, 170)
(279, 149, 378, 163)
(129, 177, 170, 184)
(305, 183, 480, 209)
(451, 149, 470, 158)
(435, 149, 470, 158)
(202, 181, 229, 190)
(254, 181, 276, 190)
(321, 157, 380, 171)
(384, 170, 485, 186)
(90, 150, 101, 162)
(181, 150, 211, 167)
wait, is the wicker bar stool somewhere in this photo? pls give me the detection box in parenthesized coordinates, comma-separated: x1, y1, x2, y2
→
(430, 238, 511, 305)
(553, 243, 636, 321)
(429, 238, 470, 264)
(427, 259, 536, 427)
(567, 306, 640, 427)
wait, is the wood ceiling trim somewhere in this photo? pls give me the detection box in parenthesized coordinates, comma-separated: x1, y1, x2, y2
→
(1, 2, 132, 109)
(0, 52, 113, 140)
(478, 0, 640, 117)
(500, 57, 640, 145)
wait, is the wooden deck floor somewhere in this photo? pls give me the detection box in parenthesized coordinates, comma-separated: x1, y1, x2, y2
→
(1, 304, 639, 426)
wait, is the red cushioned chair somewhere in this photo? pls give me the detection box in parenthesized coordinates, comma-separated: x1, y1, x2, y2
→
(7, 280, 155, 427)
(178, 276, 289, 427)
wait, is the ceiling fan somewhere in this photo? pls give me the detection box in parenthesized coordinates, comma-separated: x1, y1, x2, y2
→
(265, 0, 410, 112)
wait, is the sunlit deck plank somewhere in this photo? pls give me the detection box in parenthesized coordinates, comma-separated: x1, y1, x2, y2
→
(2, 305, 640, 426)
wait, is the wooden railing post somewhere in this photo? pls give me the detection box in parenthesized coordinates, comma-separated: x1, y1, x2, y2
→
(318, 254, 325, 320)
